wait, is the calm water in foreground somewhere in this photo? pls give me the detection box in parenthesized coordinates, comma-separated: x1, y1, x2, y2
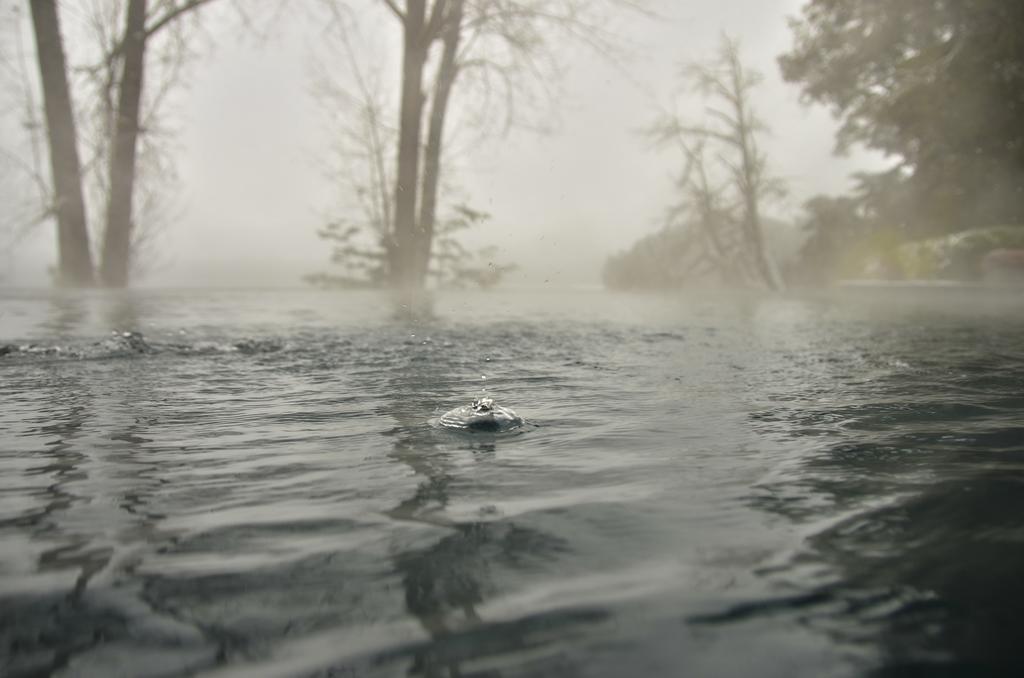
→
(1, 288, 1023, 677)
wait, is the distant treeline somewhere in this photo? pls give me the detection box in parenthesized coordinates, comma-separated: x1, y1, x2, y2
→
(603, 218, 794, 291)
(609, 1, 1024, 290)
(7, 1, 641, 291)
(785, 1, 1024, 285)
(610, 36, 785, 292)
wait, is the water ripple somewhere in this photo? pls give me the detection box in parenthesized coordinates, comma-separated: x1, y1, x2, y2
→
(2, 289, 1023, 676)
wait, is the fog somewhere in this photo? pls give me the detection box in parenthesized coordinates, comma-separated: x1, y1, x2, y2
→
(5, 4, 1024, 675)
(2, 0, 883, 288)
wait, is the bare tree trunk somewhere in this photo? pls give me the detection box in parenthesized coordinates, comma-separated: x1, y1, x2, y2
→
(728, 53, 778, 291)
(100, 0, 147, 288)
(737, 132, 775, 289)
(367, 107, 393, 243)
(29, 0, 95, 287)
(415, 0, 464, 285)
(391, 0, 429, 288)
(691, 151, 736, 282)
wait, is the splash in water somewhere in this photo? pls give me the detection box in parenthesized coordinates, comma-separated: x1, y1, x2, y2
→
(437, 397, 524, 432)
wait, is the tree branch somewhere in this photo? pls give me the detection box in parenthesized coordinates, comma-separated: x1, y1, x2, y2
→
(145, 0, 218, 39)
(380, 0, 405, 22)
(423, 0, 449, 42)
(674, 124, 738, 148)
(100, 0, 217, 65)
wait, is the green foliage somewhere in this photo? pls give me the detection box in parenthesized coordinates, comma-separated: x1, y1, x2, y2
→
(895, 225, 1024, 280)
(789, 194, 867, 285)
(780, 0, 1024, 235)
(789, 169, 912, 284)
(792, 181, 1024, 281)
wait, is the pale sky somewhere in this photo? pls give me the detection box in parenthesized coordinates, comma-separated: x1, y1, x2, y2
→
(1, 0, 886, 287)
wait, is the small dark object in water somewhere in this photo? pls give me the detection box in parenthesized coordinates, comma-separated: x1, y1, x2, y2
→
(439, 397, 523, 432)
(0, 344, 14, 357)
(123, 331, 151, 353)
(234, 339, 284, 354)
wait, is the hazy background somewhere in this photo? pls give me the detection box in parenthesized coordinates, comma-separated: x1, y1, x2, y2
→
(2, 0, 884, 287)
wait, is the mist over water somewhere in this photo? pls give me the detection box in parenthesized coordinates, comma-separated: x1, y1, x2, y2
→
(2, 288, 1023, 676)
(0, 0, 877, 289)
(4, 0, 1024, 674)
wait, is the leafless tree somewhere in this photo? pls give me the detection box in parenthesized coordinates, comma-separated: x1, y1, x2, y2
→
(4, 0, 227, 287)
(91, 0, 222, 286)
(651, 34, 785, 290)
(0, 3, 61, 259)
(318, 0, 649, 290)
(672, 138, 749, 284)
(307, 4, 396, 287)
(27, 0, 95, 285)
(307, 19, 512, 290)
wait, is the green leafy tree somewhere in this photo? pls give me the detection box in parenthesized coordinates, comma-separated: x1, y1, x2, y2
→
(779, 0, 1024, 235)
(789, 169, 915, 284)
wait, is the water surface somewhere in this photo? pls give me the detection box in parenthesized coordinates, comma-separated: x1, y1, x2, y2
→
(2, 288, 1023, 677)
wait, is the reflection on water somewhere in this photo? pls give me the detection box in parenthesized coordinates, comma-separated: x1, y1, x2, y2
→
(43, 294, 89, 337)
(1, 288, 1023, 677)
(378, 329, 572, 677)
(738, 319, 1024, 675)
(39, 291, 142, 338)
(100, 293, 142, 335)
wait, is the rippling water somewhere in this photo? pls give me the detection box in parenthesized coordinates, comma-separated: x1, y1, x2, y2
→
(2, 288, 1023, 677)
